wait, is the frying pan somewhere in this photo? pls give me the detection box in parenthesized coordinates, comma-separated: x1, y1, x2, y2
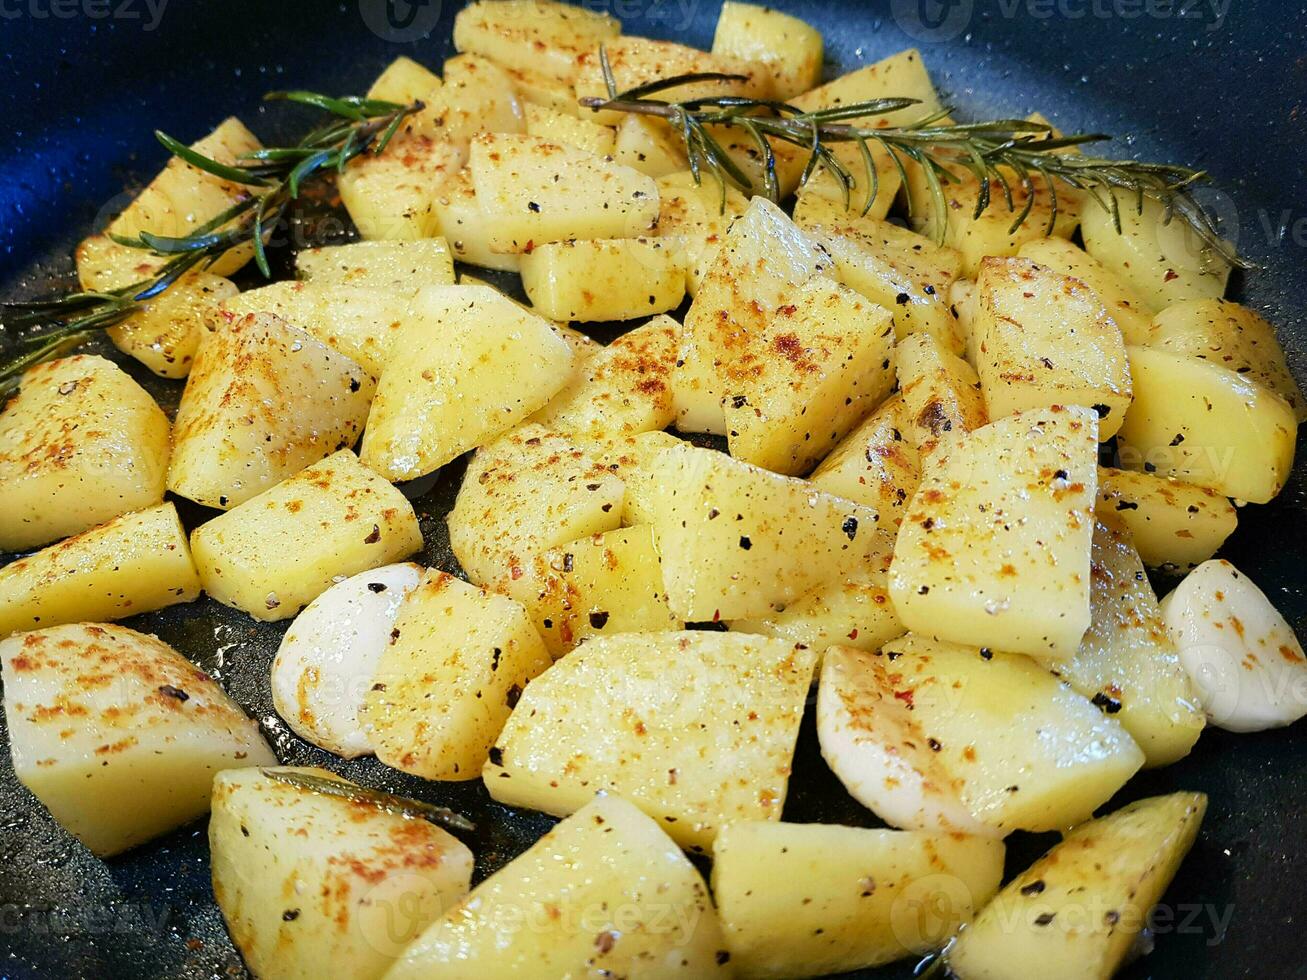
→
(2, 1, 1306, 977)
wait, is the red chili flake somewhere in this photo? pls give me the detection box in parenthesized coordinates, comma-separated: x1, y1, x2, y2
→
(893, 689, 915, 708)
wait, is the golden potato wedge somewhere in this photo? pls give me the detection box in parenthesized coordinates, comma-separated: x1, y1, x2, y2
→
(1095, 466, 1236, 572)
(430, 167, 520, 271)
(809, 393, 921, 530)
(712, 1, 822, 99)
(0, 354, 170, 551)
(608, 429, 683, 526)
(295, 238, 455, 292)
(729, 573, 904, 659)
(338, 132, 462, 240)
(522, 101, 614, 156)
(484, 631, 816, 851)
(452, 0, 621, 83)
(612, 116, 688, 177)
(1017, 236, 1153, 345)
(519, 238, 684, 322)
(652, 170, 750, 296)
(419, 53, 524, 150)
(366, 55, 441, 104)
(895, 332, 988, 464)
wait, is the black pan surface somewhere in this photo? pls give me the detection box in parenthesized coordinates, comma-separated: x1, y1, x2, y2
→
(2, 1, 1306, 977)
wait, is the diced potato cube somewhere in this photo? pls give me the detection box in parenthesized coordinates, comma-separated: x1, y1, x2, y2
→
(417, 54, 524, 150)
(648, 443, 894, 621)
(448, 425, 625, 590)
(528, 315, 679, 440)
(105, 117, 261, 277)
(360, 285, 573, 480)
(296, 238, 455, 292)
(452, 0, 621, 83)
(519, 238, 684, 321)
(362, 571, 551, 780)
(722, 278, 898, 475)
(946, 793, 1206, 980)
(1081, 195, 1231, 311)
(653, 170, 749, 296)
(793, 196, 965, 353)
(431, 168, 521, 271)
(523, 102, 614, 156)
(888, 406, 1098, 661)
(503, 525, 682, 657)
(484, 631, 816, 851)
(673, 197, 830, 434)
(0, 502, 200, 638)
(712, 1, 823, 99)
(974, 257, 1131, 438)
(1, 623, 274, 856)
(574, 37, 771, 125)
(896, 332, 987, 464)
(1056, 520, 1204, 767)
(729, 573, 904, 659)
(499, 62, 583, 116)
(469, 133, 659, 252)
(0, 354, 170, 551)
(190, 451, 422, 622)
(388, 795, 730, 979)
(612, 116, 688, 177)
(338, 132, 463, 240)
(1118, 346, 1296, 503)
(1149, 297, 1306, 421)
(609, 429, 683, 525)
(366, 55, 441, 104)
(210, 767, 472, 980)
(712, 821, 1004, 978)
(822, 635, 1145, 835)
(1096, 466, 1236, 572)
(1018, 236, 1153, 344)
(169, 312, 374, 510)
(809, 393, 921, 530)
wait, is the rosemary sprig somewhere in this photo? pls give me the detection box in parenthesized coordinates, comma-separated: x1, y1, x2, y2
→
(259, 768, 476, 834)
(581, 54, 1244, 269)
(0, 91, 422, 399)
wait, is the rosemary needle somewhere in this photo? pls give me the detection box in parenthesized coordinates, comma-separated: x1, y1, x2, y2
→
(259, 768, 476, 834)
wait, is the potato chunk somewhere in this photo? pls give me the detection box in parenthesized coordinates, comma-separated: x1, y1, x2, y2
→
(947, 793, 1206, 980)
(452, 0, 621, 83)
(503, 526, 682, 657)
(0, 354, 170, 551)
(809, 393, 921, 530)
(1057, 521, 1204, 766)
(484, 631, 815, 851)
(712, 821, 1004, 977)
(1149, 297, 1306, 421)
(793, 196, 965, 354)
(420, 54, 524, 150)
(889, 406, 1098, 661)
(648, 444, 893, 621)
(522, 102, 614, 156)
(190, 451, 421, 622)
(430, 168, 520, 272)
(210, 767, 473, 980)
(673, 197, 830, 433)
(448, 425, 626, 590)
(519, 238, 685, 322)
(895, 332, 988, 464)
(469, 133, 659, 252)
(819, 637, 1144, 836)
(653, 170, 749, 296)
(1096, 466, 1236, 573)
(1118, 346, 1296, 503)
(0, 503, 200, 638)
(1018, 236, 1153, 345)
(296, 238, 455, 292)
(169, 312, 374, 510)
(389, 794, 731, 979)
(712, 1, 822, 99)
(729, 573, 904, 660)
(613, 116, 688, 177)
(365, 55, 441, 104)
(338, 132, 462, 240)
(974, 257, 1131, 438)
(1, 623, 274, 856)
(362, 571, 550, 780)
(360, 285, 573, 481)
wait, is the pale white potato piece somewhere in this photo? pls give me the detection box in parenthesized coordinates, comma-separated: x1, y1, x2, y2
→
(190, 451, 422, 622)
(895, 332, 987, 464)
(0, 354, 170, 551)
(1118, 345, 1296, 504)
(210, 767, 473, 980)
(1081, 195, 1231, 312)
(338, 132, 463, 241)
(712, 821, 1005, 978)
(447, 424, 625, 590)
(974, 256, 1131, 438)
(1, 623, 274, 857)
(452, 0, 621, 83)
(947, 793, 1206, 980)
(360, 285, 573, 481)
(169, 312, 374, 510)
(1056, 521, 1204, 767)
(1160, 559, 1307, 732)
(648, 443, 894, 622)
(295, 238, 455, 293)
(1018, 236, 1153, 345)
(270, 563, 423, 758)
(519, 238, 684, 322)
(468, 133, 659, 252)
(809, 393, 921, 531)
(889, 406, 1098, 661)
(712, 1, 822, 99)
(1095, 466, 1237, 573)
(483, 631, 816, 852)
(388, 794, 731, 979)
(653, 170, 749, 297)
(362, 571, 551, 781)
(0, 502, 201, 639)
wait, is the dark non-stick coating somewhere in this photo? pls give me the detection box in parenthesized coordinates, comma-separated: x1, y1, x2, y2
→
(2, 1, 1306, 977)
